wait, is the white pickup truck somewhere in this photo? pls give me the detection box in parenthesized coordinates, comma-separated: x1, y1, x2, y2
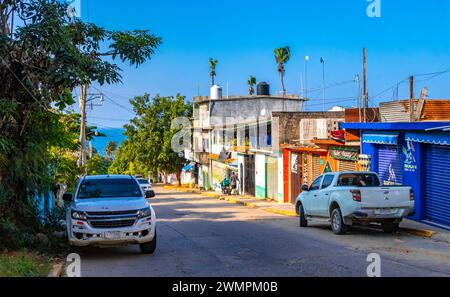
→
(295, 171, 415, 234)
(63, 175, 157, 254)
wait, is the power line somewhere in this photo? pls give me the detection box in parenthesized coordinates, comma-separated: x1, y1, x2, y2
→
(90, 86, 135, 114)
(89, 115, 131, 122)
(295, 79, 356, 95)
(87, 121, 122, 130)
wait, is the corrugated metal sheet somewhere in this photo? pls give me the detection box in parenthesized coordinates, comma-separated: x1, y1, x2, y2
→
(424, 144, 450, 226)
(378, 145, 403, 185)
(344, 108, 380, 122)
(380, 99, 450, 122)
(338, 160, 356, 171)
(379, 101, 412, 122)
(421, 100, 450, 121)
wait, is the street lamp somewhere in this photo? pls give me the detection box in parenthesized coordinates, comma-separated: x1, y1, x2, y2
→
(320, 57, 325, 111)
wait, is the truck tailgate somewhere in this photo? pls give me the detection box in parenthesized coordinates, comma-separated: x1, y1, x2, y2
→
(359, 186, 412, 208)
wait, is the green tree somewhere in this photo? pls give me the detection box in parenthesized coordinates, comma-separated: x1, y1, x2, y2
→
(248, 75, 256, 96)
(209, 58, 218, 86)
(87, 154, 111, 175)
(104, 141, 117, 161)
(274, 46, 291, 95)
(109, 94, 192, 184)
(0, 0, 161, 249)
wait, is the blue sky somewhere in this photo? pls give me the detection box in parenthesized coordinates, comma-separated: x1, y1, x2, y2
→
(74, 0, 450, 129)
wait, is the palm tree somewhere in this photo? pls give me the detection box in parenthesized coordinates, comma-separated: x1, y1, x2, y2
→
(209, 58, 218, 86)
(248, 75, 256, 96)
(274, 46, 291, 95)
(104, 141, 117, 161)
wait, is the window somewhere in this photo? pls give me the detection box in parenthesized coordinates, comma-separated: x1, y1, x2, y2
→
(194, 137, 200, 151)
(321, 175, 334, 189)
(259, 122, 272, 149)
(309, 176, 323, 191)
(202, 138, 209, 152)
(77, 178, 142, 199)
(336, 173, 380, 187)
(137, 178, 149, 185)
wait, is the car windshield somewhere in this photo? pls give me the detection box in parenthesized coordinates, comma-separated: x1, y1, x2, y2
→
(336, 173, 380, 187)
(137, 178, 149, 184)
(77, 178, 142, 199)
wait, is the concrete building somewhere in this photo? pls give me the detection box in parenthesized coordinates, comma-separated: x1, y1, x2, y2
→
(190, 85, 305, 197)
(274, 110, 349, 204)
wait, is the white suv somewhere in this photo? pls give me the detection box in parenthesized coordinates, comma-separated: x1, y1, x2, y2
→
(63, 175, 157, 254)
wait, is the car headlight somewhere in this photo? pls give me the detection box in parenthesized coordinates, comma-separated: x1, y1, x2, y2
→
(71, 210, 87, 220)
(137, 207, 151, 219)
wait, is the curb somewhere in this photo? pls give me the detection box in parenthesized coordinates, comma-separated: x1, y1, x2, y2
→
(400, 227, 435, 238)
(262, 208, 298, 217)
(47, 261, 64, 277)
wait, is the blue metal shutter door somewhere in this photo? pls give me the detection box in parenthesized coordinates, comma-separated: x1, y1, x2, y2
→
(378, 145, 403, 186)
(425, 144, 450, 227)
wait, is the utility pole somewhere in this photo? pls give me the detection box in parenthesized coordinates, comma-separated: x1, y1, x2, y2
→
(78, 85, 87, 168)
(355, 74, 361, 122)
(362, 48, 367, 122)
(77, 85, 104, 169)
(409, 75, 414, 122)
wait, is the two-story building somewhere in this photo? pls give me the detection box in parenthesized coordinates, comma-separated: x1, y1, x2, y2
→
(190, 84, 305, 196)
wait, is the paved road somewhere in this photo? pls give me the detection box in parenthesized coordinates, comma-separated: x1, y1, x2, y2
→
(77, 186, 450, 277)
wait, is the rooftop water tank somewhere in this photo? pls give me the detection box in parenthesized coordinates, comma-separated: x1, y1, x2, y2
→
(257, 82, 270, 96)
(210, 85, 222, 100)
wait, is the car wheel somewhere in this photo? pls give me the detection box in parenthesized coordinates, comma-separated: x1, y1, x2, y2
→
(331, 208, 347, 235)
(381, 221, 399, 233)
(299, 204, 308, 227)
(139, 230, 157, 254)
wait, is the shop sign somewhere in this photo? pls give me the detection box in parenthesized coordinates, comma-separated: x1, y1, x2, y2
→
(330, 146, 359, 161)
(291, 153, 298, 174)
(403, 141, 417, 173)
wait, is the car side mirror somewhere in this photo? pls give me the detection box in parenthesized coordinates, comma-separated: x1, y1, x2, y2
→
(145, 190, 155, 198)
(63, 192, 73, 202)
(301, 184, 309, 192)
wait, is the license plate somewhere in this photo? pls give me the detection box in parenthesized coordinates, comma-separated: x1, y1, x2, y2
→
(375, 209, 392, 215)
(103, 231, 122, 239)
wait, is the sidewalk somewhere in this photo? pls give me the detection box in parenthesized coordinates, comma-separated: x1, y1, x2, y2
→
(162, 185, 450, 242)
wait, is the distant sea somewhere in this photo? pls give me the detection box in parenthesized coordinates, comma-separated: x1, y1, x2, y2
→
(91, 128, 127, 156)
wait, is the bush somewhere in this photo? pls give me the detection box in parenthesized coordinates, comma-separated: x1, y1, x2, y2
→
(0, 219, 35, 250)
(0, 205, 68, 253)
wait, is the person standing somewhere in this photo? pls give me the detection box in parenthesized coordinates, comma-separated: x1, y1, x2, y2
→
(230, 172, 239, 195)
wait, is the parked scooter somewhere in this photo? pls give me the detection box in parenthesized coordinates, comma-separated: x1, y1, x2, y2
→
(221, 177, 231, 195)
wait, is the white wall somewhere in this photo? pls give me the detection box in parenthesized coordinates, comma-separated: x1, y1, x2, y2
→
(255, 154, 266, 198)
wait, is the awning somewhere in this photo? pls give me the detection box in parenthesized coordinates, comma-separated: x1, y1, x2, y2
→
(182, 163, 195, 172)
(362, 131, 399, 145)
(405, 131, 450, 146)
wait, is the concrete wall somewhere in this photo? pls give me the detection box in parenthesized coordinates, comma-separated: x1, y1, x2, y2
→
(195, 97, 303, 128)
(255, 154, 266, 198)
(272, 111, 345, 146)
(277, 154, 284, 202)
